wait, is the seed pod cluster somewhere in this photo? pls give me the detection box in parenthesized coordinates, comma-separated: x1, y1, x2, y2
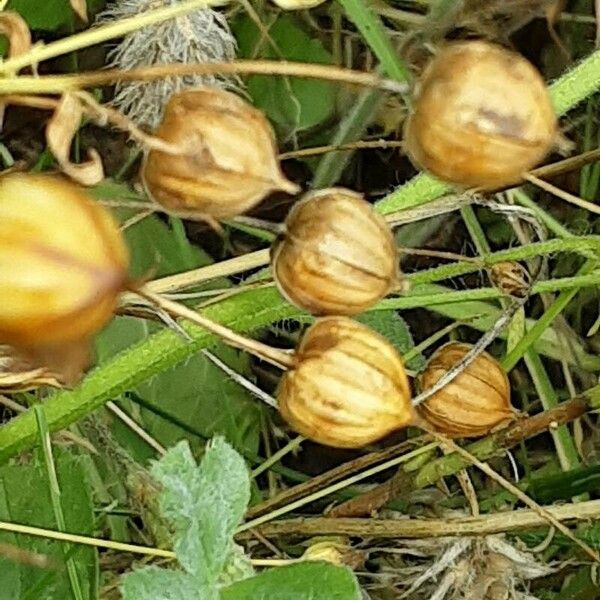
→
(142, 88, 299, 220)
(416, 342, 516, 438)
(271, 188, 399, 316)
(0, 173, 129, 380)
(278, 317, 413, 448)
(405, 40, 557, 189)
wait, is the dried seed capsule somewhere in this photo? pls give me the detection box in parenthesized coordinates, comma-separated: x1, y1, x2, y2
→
(142, 88, 299, 220)
(416, 342, 516, 438)
(405, 41, 557, 189)
(489, 261, 531, 298)
(0, 173, 129, 379)
(278, 317, 413, 448)
(272, 188, 399, 316)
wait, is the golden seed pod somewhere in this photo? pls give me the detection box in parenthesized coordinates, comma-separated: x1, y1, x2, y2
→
(416, 342, 516, 438)
(142, 88, 299, 220)
(278, 317, 413, 448)
(271, 188, 399, 316)
(405, 41, 557, 189)
(271, 0, 327, 8)
(0, 173, 129, 377)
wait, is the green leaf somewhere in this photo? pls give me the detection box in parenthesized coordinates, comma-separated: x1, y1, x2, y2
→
(233, 15, 335, 133)
(0, 449, 97, 599)
(220, 562, 361, 600)
(357, 311, 424, 370)
(151, 439, 250, 583)
(94, 213, 263, 458)
(121, 566, 214, 600)
(7, 0, 74, 32)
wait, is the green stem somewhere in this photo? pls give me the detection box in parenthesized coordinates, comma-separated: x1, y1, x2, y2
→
(0, 288, 296, 463)
(336, 0, 412, 83)
(503, 260, 598, 371)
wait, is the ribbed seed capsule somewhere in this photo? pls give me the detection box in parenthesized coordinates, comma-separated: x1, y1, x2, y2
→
(405, 41, 557, 189)
(142, 88, 299, 220)
(416, 342, 516, 438)
(271, 188, 399, 316)
(0, 173, 129, 379)
(278, 317, 413, 448)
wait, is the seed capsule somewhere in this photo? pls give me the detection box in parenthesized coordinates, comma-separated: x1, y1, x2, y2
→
(272, 188, 399, 316)
(489, 261, 531, 298)
(416, 342, 515, 438)
(405, 41, 557, 189)
(142, 88, 299, 220)
(0, 173, 129, 379)
(278, 317, 413, 448)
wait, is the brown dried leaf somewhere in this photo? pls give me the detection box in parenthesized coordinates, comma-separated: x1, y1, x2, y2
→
(46, 93, 104, 186)
(0, 11, 31, 59)
(0, 346, 61, 391)
(69, 0, 88, 23)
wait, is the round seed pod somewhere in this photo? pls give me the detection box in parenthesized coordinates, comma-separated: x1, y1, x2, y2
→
(0, 173, 129, 378)
(405, 41, 557, 189)
(142, 88, 299, 220)
(271, 188, 399, 316)
(278, 317, 413, 448)
(489, 261, 531, 298)
(416, 342, 516, 438)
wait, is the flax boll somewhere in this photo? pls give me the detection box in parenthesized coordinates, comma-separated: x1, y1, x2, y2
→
(0, 173, 129, 380)
(271, 188, 399, 316)
(405, 41, 557, 189)
(416, 342, 516, 438)
(142, 88, 299, 220)
(278, 317, 413, 448)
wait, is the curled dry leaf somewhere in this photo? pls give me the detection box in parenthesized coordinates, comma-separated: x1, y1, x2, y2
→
(271, 0, 327, 8)
(46, 93, 104, 186)
(0, 11, 31, 59)
(69, 0, 88, 23)
(0, 11, 32, 129)
(0, 346, 61, 392)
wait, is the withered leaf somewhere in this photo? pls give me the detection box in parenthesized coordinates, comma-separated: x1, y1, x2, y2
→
(46, 93, 104, 186)
(69, 0, 88, 22)
(0, 11, 31, 59)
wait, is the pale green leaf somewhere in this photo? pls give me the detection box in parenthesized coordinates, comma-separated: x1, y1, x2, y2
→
(151, 439, 250, 582)
(121, 566, 214, 600)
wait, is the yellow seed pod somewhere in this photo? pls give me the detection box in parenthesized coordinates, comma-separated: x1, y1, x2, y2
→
(271, 188, 399, 316)
(405, 41, 557, 189)
(278, 317, 413, 448)
(416, 342, 516, 438)
(0, 173, 128, 375)
(271, 0, 326, 8)
(142, 88, 299, 220)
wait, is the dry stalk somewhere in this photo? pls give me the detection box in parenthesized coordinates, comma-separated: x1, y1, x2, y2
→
(135, 287, 295, 370)
(423, 427, 600, 563)
(329, 393, 590, 517)
(236, 499, 600, 540)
